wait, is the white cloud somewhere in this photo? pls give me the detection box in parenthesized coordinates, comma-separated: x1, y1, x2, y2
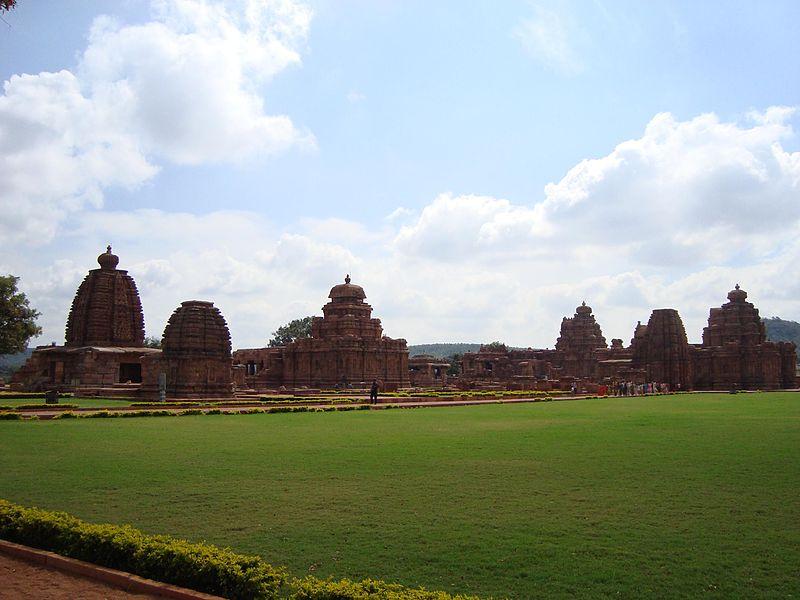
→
(0, 0, 313, 246)
(393, 109, 800, 270)
(513, 3, 583, 75)
(11, 108, 800, 350)
(385, 207, 415, 222)
(346, 90, 366, 103)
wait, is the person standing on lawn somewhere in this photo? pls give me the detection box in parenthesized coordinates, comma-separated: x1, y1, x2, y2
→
(370, 379, 379, 404)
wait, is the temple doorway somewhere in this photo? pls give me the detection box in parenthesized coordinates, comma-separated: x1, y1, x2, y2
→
(119, 363, 142, 383)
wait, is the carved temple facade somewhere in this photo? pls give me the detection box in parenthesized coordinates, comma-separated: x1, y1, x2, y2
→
(9, 247, 797, 396)
(233, 276, 409, 391)
(459, 286, 797, 391)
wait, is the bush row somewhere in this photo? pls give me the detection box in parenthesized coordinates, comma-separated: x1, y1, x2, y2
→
(384, 390, 565, 399)
(0, 412, 26, 420)
(0, 391, 74, 398)
(48, 405, 373, 420)
(0, 500, 286, 598)
(2, 403, 80, 410)
(0, 500, 480, 600)
(290, 577, 479, 599)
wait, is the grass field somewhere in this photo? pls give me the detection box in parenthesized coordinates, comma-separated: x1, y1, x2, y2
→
(1, 393, 798, 599)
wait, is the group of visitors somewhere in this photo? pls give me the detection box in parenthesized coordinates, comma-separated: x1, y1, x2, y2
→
(615, 381, 670, 396)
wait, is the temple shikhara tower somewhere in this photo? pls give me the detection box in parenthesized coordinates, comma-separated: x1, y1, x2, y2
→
(11, 247, 159, 392)
(554, 302, 608, 378)
(234, 276, 409, 390)
(9, 246, 796, 397)
(141, 300, 234, 399)
(631, 309, 693, 391)
(459, 286, 796, 392)
(692, 285, 796, 390)
(65, 246, 145, 348)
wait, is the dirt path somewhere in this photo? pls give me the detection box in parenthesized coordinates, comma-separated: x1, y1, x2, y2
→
(0, 553, 158, 599)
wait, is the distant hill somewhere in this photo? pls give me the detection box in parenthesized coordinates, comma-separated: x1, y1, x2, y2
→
(408, 343, 482, 358)
(763, 317, 800, 351)
(0, 348, 33, 379)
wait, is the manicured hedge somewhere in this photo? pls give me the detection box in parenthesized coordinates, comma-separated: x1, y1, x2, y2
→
(14, 403, 79, 410)
(0, 500, 287, 599)
(289, 577, 480, 599)
(0, 392, 74, 400)
(0, 500, 481, 600)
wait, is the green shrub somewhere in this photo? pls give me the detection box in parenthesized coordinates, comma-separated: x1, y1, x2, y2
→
(289, 577, 480, 600)
(0, 392, 74, 400)
(179, 409, 204, 416)
(53, 411, 78, 419)
(130, 402, 202, 408)
(0, 412, 23, 420)
(0, 500, 286, 599)
(14, 403, 79, 409)
(86, 410, 115, 418)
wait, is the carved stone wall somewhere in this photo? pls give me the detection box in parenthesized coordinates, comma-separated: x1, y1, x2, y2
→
(65, 247, 145, 348)
(281, 277, 409, 389)
(142, 300, 233, 399)
(631, 309, 693, 390)
(692, 285, 795, 390)
(554, 302, 607, 378)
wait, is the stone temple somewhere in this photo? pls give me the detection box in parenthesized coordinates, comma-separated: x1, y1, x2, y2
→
(11, 247, 160, 392)
(458, 286, 796, 392)
(692, 285, 796, 390)
(140, 300, 234, 399)
(233, 275, 409, 390)
(9, 247, 797, 397)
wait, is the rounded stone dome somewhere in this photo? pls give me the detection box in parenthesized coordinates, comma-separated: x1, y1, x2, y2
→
(65, 247, 144, 347)
(328, 274, 366, 302)
(727, 284, 748, 303)
(97, 245, 119, 270)
(162, 300, 231, 358)
(576, 301, 592, 315)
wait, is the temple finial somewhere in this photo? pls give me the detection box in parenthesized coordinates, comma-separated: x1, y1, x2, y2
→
(106, 245, 112, 253)
(735, 283, 740, 290)
(345, 273, 351, 284)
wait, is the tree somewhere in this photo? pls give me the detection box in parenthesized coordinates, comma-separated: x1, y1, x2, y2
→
(483, 341, 507, 352)
(0, 275, 41, 354)
(269, 316, 313, 347)
(143, 336, 162, 349)
(446, 353, 462, 377)
(1, 1, 17, 13)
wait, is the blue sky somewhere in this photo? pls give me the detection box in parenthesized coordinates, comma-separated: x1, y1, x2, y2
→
(1, 0, 799, 348)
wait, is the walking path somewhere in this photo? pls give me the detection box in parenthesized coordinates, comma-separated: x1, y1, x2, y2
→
(0, 540, 223, 600)
(0, 553, 158, 600)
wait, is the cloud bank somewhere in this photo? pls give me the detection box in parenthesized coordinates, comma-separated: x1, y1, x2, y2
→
(0, 0, 314, 245)
(5, 107, 799, 349)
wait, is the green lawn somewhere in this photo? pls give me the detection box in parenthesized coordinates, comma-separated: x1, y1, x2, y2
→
(0, 397, 134, 409)
(1, 393, 798, 599)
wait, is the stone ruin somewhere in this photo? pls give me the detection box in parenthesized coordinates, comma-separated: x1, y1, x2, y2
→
(409, 355, 451, 387)
(9, 247, 798, 397)
(233, 275, 409, 391)
(458, 286, 797, 392)
(630, 309, 692, 391)
(554, 301, 608, 379)
(141, 301, 234, 399)
(65, 246, 145, 348)
(692, 285, 796, 390)
(10, 247, 160, 393)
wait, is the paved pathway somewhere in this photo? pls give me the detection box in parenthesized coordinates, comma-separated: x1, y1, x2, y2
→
(0, 553, 158, 600)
